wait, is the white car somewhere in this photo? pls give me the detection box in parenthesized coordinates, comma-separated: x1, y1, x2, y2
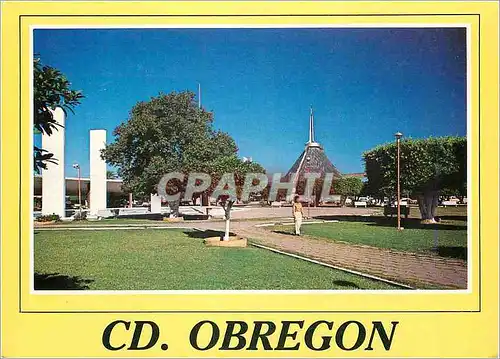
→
(393, 199, 408, 206)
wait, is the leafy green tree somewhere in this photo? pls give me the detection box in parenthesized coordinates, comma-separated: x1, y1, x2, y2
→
(206, 155, 265, 240)
(333, 176, 364, 206)
(206, 155, 265, 198)
(34, 56, 84, 173)
(102, 91, 236, 194)
(102, 91, 265, 219)
(363, 136, 466, 222)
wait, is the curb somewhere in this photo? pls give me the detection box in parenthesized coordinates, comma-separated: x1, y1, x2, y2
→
(249, 242, 415, 290)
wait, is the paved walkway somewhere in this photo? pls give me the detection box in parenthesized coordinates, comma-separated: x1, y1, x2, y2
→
(239, 227, 466, 289)
(192, 220, 467, 289)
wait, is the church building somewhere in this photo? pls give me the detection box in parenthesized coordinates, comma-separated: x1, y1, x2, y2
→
(285, 107, 342, 203)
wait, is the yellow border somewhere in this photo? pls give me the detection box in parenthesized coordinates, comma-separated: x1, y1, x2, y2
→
(2, 1, 498, 357)
(20, 14, 480, 313)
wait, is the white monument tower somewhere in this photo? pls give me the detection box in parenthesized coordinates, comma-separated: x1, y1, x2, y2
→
(41, 107, 66, 217)
(89, 129, 107, 216)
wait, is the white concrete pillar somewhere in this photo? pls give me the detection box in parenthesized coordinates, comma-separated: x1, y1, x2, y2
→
(150, 194, 161, 213)
(89, 129, 107, 216)
(42, 107, 66, 217)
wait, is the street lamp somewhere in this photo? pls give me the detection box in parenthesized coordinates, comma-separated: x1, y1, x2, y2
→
(306, 156, 311, 218)
(394, 132, 403, 231)
(72, 163, 82, 217)
(306, 182, 311, 219)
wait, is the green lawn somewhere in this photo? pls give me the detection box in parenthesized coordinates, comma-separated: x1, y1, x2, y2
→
(34, 229, 399, 290)
(274, 216, 467, 259)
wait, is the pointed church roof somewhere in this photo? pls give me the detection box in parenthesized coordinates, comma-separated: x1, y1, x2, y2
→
(285, 107, 342, 180)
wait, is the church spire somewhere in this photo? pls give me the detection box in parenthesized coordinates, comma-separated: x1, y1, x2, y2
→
(306, 106, 321, 148)
(309, 106, 315, 143)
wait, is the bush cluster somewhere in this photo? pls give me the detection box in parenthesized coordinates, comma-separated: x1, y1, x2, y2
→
(36, 214, 61, 222)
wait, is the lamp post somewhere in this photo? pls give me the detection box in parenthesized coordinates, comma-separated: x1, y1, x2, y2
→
(394, 132, 403, 230)
(307, 183, 311, 219)
(306, 156, 311, 218)
(72, 163, 82, 217)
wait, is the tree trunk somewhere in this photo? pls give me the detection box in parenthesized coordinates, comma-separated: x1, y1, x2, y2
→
(224, 218, 230, 241)
(417, 191, 439, 223)
(168, 199, 180, 218)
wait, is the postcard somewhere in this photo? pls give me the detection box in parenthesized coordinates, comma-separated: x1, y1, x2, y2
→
(1, 1, 498, 357)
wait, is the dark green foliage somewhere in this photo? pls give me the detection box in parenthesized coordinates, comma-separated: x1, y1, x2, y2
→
(107, 193, 129, 208)
(363, 136, 466, 197)
(363, 136, 466, 220)
(34, 56, 84, 173)
(33, 146, 57, 170)
(36, 213, 61, 222)
(102, 91, 264, 199)
(206, 155, 265, 197)
(334, 176, 364, 197)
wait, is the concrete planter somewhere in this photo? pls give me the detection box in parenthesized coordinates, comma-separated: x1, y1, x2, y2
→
(163, 217, 184, 223)
(34, 220, 57, 226)
(204, 236, 247, 248)
(420, 218, 437, 224)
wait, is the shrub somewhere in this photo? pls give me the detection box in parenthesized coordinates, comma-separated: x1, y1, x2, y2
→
(36, 213, 61, 222)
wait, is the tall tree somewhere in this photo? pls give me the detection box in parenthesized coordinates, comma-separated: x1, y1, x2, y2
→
(34, 56, 84, 173)
(102, 91, 265, 219)
(333, 176, 364, 206)
(363, 136, 466, 222)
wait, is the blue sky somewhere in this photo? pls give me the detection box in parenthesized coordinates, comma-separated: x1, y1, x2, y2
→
(34, 28, 466, 177)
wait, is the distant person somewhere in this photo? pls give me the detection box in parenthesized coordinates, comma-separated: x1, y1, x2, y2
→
(293, 195, 304, 235)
